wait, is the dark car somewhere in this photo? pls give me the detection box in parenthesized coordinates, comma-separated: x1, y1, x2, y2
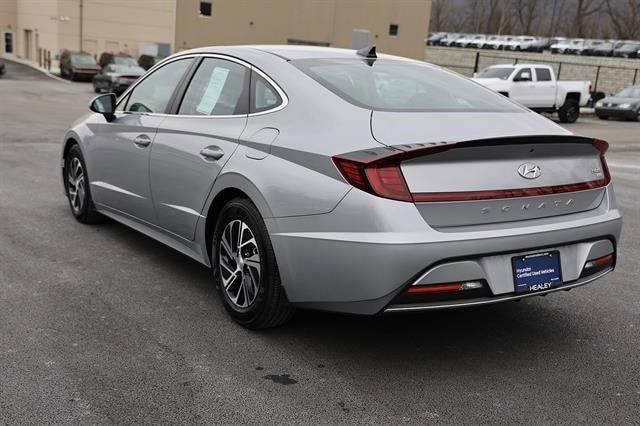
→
(591, 41, 622, 57)
(0, 60, 5, 77)
(425, 32, 446, 46)
(59, 51, 101, 81)
(595, 86, 640, 120)
(92, 62, 145, 94)
(612, 42, 640, 58)
(137, 54, 166, 70)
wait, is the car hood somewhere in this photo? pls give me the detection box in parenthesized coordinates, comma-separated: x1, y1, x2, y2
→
(601, 96, 640, 105)
(72, 64, 101, 70)
(370, 111, 571, 146)
(471, 78, 509, 87)
(110, 65, 145, 75)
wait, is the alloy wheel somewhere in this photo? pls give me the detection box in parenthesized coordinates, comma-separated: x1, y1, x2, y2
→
(67, 157, 85, 214)
(219, 219, 261, 309)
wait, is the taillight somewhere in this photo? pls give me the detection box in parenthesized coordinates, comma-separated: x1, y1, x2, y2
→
(593, 139, 612, 186)
(332, 144, 452, 202)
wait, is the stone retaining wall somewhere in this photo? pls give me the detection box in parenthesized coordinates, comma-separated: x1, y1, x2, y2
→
(424, 46, 640, 94)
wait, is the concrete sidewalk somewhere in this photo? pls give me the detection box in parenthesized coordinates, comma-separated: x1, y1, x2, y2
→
(0, 55, 66, 83)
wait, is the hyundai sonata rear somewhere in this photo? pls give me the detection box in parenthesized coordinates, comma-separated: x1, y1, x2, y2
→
(62, 45, 621, 328)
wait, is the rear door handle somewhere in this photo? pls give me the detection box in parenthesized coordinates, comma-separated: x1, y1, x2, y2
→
(200, 145, 225, 161)
(133, 134, 152, 148)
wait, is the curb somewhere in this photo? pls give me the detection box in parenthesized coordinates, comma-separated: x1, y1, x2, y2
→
(0, 56, 69, 83)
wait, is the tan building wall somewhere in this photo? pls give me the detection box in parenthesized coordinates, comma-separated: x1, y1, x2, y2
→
(175, 0, 432, 60)
(0, 0, 17, 55)
(5, 0, 174, 68)
(4, 0, 431, 68)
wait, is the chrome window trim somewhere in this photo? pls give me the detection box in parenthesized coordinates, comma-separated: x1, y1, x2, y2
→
(115, 52, 289, 119)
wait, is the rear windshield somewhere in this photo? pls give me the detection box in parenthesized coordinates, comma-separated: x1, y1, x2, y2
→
(292, 59, 521, 112)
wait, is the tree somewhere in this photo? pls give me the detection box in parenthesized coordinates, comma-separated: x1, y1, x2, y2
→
(511, 0, 541, 34)
(605, 0, 640, 39)
(430, 0, 452, 32)
(569, 0, 605, 37)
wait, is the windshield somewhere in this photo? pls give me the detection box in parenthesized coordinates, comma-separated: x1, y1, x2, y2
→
(292, 59, 521, 113)
(114, 56, 138, 67)
(615, 87, 640, 97)
(619, 43, 640, 51)
(71, 54, 96, 65)
(477, 67, 514, 80)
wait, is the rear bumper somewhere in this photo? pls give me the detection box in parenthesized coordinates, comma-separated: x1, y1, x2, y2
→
(267, 185, 622, 315)
(385, 268, 612, 313)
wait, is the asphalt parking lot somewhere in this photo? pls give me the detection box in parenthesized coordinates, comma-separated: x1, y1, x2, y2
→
(1, 61, 639, 423)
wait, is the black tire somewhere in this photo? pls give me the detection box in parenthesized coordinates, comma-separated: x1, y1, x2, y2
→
(597, 115, 609, 120)
(93, 85, 101, 93)
(212, 197, 294, 329)
(64, 144, 104, 224)
(558, 98, 580, 123)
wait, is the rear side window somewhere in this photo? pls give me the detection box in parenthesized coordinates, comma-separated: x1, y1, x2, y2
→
(126, 58, 192, 113)
(178, 58, 249, 116)
(535, 68, 552, 82)
(293, 58, 521, 112)
(250, 71, 283, 114)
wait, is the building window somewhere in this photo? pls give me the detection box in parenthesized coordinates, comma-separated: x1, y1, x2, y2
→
(389, 24, 399, 37)
(200, 1, 212, 17)
(4, 32, 13, 54)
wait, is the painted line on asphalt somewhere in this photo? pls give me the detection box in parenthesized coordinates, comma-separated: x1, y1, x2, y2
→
(608, 162, 640, 170)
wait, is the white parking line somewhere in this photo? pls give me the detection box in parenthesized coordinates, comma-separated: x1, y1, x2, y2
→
(608, 162, 640, 170)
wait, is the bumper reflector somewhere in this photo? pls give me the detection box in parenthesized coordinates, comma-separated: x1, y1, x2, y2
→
(407, 280, 484, 295)
(584, 253, 614, 270)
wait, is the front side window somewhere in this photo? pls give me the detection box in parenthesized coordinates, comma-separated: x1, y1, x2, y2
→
(178, 58, 249, 116)
(294, 59, 520, 113)
(126, 58, 193, 113)
(250, 71, 282, 114)
(514, 68, 532, 81)
(535, 68, 552, 82)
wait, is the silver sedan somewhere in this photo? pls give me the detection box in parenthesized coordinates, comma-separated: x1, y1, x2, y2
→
(62, 45, 622, 328)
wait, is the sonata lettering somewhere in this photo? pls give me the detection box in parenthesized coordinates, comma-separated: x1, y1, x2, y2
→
(480, 199, 575, 215)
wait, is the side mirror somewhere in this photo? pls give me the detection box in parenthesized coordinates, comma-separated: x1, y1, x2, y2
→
(89, 93, 116, 121)
(515, 71, 531, 82)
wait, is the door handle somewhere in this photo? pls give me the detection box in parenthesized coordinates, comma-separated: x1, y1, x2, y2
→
(200, 145, 225, 161)
(133, 134, 152, 148)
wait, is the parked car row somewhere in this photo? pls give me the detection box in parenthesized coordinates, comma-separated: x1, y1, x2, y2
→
(58, 50, 163, 94)
(427, 32, 640, 58)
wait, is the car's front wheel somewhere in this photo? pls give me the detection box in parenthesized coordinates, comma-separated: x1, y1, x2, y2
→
(212, 198, 293, 329)
(64, 145, 103, 224)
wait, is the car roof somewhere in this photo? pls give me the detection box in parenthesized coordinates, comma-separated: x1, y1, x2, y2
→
(488, 63, 549, 68)
(175, 44, 409, 62)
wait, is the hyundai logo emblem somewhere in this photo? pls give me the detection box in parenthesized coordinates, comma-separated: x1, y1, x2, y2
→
(518, 163, 541, 179)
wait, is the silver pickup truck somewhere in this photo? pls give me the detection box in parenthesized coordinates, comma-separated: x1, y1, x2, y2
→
(473, 64, 591, 123)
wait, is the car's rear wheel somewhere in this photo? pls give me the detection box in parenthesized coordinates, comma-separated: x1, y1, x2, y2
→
(64, 145, 103, 224)
(212, 197, 293, 329)
(558, 98, 579, 123)
(597, 115, 609, 120)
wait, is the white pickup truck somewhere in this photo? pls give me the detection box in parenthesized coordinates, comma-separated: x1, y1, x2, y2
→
(472, 64, 591, 123)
